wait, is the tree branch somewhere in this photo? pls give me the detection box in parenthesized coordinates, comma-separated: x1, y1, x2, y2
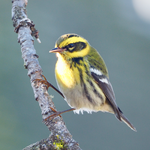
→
(11, 0, 81, 149)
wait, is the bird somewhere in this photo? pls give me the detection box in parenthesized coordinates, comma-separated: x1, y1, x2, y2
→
(49, 33, 136, 131)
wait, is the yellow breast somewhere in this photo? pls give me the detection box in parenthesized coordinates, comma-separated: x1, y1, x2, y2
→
(55, 53, 80, 90)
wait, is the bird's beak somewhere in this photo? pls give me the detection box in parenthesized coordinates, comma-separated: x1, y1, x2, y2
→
(49, 47, 66, 53)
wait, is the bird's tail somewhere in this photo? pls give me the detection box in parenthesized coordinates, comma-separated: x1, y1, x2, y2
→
(118, 107, 137, 132)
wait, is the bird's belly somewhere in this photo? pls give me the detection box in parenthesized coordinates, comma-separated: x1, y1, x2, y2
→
(60, 84, 108, 114)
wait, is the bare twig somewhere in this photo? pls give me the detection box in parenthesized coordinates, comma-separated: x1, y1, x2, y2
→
(11, 0, 81, 149)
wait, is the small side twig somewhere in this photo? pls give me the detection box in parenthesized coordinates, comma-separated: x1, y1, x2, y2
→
(11, 0, 81, 149)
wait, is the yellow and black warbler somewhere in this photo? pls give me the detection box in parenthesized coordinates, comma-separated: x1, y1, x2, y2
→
(50, 33, 136, 131)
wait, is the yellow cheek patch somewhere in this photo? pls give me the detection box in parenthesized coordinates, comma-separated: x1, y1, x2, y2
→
(67, 46, 90, 58)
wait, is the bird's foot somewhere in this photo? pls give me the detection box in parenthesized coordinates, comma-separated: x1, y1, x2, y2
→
(34, 75, 64, 98)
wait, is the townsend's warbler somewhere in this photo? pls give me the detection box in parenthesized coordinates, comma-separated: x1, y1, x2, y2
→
(50, 33, 136, 131)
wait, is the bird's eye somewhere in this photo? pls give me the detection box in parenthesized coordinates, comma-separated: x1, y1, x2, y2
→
(67, 43, 75, 51)
(68, 43, 75, 48)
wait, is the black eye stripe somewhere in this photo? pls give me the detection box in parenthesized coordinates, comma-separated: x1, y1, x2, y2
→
(66, 42, 86, 52)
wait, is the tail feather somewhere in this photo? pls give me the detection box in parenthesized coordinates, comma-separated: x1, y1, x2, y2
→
(118, 108, 137, 132)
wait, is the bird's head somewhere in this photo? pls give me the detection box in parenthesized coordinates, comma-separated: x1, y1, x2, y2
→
(50, 33, 91, 58)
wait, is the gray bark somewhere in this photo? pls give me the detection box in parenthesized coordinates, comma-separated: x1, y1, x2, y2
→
(11, 0, 81, 149)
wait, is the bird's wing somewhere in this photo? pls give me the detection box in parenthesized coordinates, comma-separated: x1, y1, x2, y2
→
(90, 67, 121, 120)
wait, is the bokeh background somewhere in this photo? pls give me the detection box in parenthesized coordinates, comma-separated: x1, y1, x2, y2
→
(0, 0, 150, 149)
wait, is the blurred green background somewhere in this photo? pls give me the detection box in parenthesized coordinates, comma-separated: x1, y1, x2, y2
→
(0, 0, 150, 149)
